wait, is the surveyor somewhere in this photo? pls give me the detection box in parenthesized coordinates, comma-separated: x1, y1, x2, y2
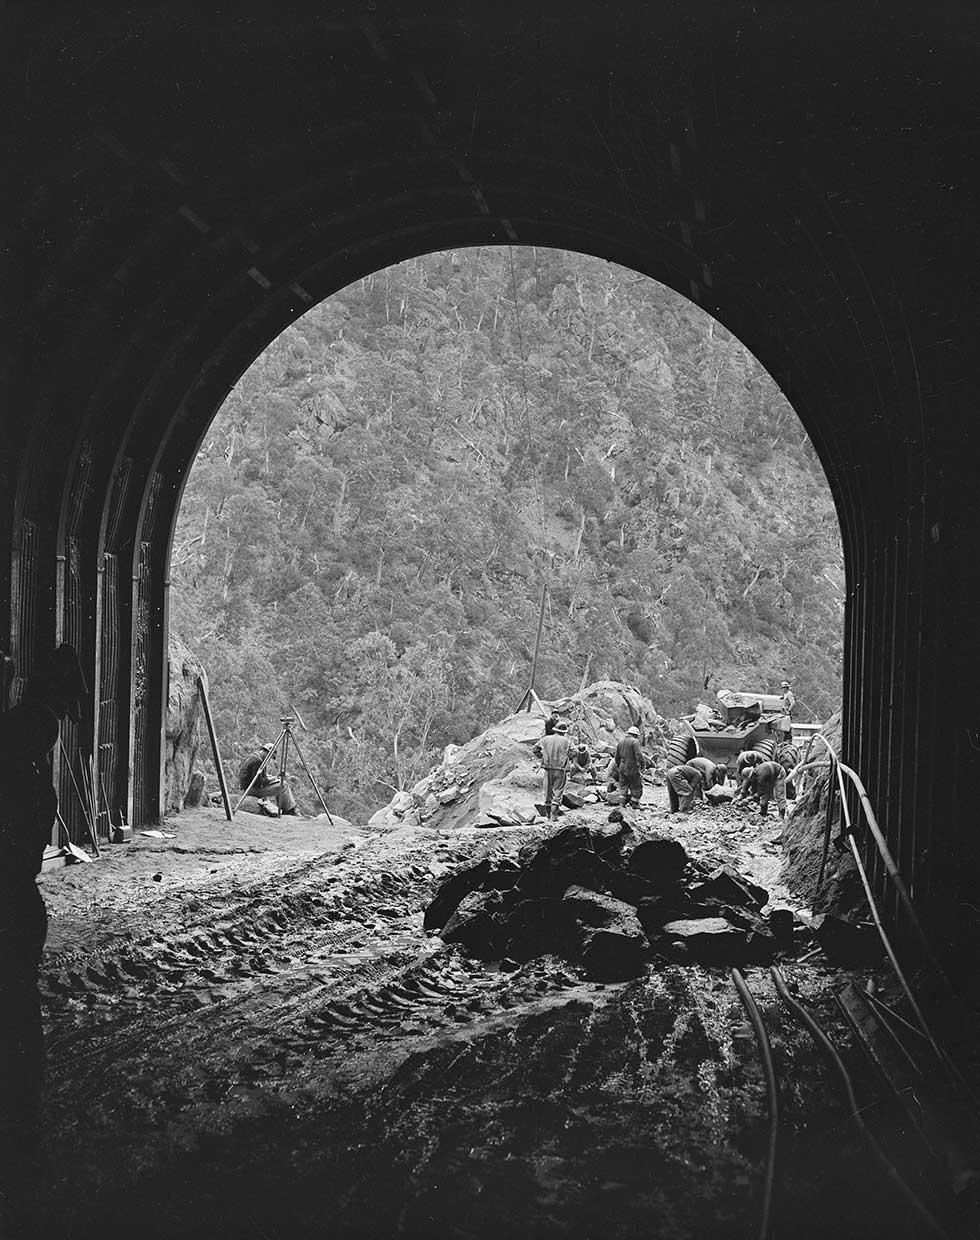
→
(777, 680, 796, 743)
(735, 758, 788, 819)
(0, 644, 86, 1233)
(614, 725, 646, 807)
(665, 760, 705, 814)
(238, 742, 298, 816)
(533, 720, 571, 820)
(688, 755, 726, 798)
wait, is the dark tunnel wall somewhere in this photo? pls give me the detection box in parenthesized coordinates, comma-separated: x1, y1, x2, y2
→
(4, 3, 980, 954)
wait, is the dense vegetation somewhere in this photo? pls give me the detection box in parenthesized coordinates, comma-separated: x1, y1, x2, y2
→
(171, 247, 843, 820)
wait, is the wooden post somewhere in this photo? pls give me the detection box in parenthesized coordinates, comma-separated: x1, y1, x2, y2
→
(199, 678, 233, 821)
(515, 583, 548, 713)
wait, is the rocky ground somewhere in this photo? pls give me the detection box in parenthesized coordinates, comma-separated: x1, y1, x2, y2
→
(28, 794, 960, 1240)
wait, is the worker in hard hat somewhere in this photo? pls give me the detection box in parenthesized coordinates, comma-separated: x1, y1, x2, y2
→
(777, 680, 796, 744)
(0, 645, 87, 1230)
(734, 749, 763, 797)
(533, 719, 571, 820)
(736, 758, 788, 819)
(237, 742, 298, 816)
(613, 725, 646, 807)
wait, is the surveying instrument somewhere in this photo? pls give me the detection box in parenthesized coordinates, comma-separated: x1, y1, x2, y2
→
(233, 713, 334, 824)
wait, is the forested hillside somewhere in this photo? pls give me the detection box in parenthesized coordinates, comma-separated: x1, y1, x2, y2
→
(171, 247, 843, 820)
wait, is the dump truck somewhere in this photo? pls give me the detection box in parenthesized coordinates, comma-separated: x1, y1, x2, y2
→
(680, 689, 786, 767)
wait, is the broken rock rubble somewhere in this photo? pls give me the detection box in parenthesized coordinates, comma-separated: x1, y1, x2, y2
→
(425, 823, 818, 980)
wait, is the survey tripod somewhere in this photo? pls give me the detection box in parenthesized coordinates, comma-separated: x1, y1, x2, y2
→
(234, 714, 334, 825)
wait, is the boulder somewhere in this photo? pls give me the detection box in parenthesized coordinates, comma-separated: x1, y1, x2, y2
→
(628, 838, 690, 887)
(390, 791, 414, 817)
(660, 917, 751, 963)
(367, 806, 397, 830)
(183, 770, 206, 808)
(423, 859, 492, 931)
(516, 846, 607, 900)
(440, 890, 504, 958)
(705, 785, 735, 805)
(422, 793, 440, 819)
(483, 859, 522, 891)
(479, 762, 540, 826)
(590, 818, 634, 857)
(499, 897, 575, 962)
(561, 791, 586, 809)
(691, 866, 769, 910)
(437, 785, 460, 805)
(561, 886, 642, 930)
(580, 926, 649, 981)
(636, 894, 713, 937)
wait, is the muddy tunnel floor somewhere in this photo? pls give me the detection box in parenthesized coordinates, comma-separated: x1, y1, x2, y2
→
(28, 805, 950, 1239)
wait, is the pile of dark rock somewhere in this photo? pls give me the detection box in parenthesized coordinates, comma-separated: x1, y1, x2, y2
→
(423, 820, 815, 982)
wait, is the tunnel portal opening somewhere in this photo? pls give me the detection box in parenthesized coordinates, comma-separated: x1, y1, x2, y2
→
(168, 244, 844, 830)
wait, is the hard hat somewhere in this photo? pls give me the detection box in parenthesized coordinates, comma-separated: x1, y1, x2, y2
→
(260, 743, 274, 752)
(627, 726, 639, 737)
(781, 681, 791, 688)
(554, 721, 568, 733)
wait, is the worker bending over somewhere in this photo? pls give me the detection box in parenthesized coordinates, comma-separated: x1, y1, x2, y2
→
(533, 720, 571, 821)
(688, 756, 727, 800)
(734, 750, 763, 796)
(666, 761, 705, 814)
(735, 759, 788, 819)
(568, 742, 599, 785)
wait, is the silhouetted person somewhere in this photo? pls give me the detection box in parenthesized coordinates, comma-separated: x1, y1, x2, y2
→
(0, 645, 86, 1233)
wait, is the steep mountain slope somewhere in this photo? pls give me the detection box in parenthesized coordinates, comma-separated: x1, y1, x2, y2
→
(171, 246, 843, 820)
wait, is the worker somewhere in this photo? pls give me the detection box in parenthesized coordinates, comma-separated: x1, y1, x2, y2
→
(734, 749, 763, 796)
(666, 761, 705, 814)
(238, 743, 298, 816)
(0, 645, 86, 1232)
(533, 720, 571, 820)
(688, 756, 726, 799)
(736, 759, 788, 819)
(614, 725, 645, 808)
(568, 742, 598, 785)
(777, 680, 796, 743)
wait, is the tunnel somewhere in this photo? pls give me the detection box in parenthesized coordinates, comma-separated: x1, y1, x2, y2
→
(4, 3, 980, 961)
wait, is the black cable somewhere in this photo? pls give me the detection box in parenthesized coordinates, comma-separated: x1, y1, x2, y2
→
(772, 966, 952, 1239)
(731, 968, 779, 1240)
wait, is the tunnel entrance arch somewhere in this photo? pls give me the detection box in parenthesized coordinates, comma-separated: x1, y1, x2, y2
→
(167, 243, 846, 825)
(5, 5, 978, 958)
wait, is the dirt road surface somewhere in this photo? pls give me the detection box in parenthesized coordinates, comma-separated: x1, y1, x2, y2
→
(30, 796, 928, 1239)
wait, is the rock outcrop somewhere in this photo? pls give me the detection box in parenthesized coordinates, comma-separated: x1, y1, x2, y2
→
(367, 680, 670, 834)
(163, 633, 207, 815)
